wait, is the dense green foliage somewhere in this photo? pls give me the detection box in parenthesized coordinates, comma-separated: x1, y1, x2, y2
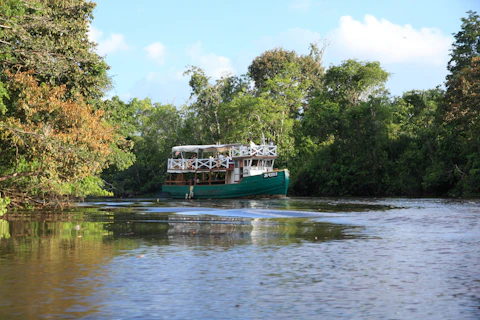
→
(1, 5, 479, 206)
(101, 11, 479, 198)
(101, 98, 183, 196)
(0, 0, 132, 208)
(0, 0, 110, 103)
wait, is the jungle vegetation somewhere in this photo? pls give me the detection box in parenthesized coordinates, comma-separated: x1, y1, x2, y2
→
(0, 1, 479, 211)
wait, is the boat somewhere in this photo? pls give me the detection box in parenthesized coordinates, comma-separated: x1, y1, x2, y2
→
(162, 139, 289, 199)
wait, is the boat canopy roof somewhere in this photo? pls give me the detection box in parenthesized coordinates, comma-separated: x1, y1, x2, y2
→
(172, 143, 242, 153)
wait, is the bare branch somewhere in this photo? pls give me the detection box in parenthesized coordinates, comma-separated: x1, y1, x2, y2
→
(0, 124, 42, 137)
(0, 39, 13, 46)
(0, 171, 41, 182)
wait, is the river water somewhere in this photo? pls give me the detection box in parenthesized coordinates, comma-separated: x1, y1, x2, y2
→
(0, 197, 479, 319)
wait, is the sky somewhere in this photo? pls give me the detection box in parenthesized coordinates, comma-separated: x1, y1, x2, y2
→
(89, 0, 479, 105)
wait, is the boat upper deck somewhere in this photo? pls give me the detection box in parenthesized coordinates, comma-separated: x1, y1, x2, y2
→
(167, 144, 277, 172)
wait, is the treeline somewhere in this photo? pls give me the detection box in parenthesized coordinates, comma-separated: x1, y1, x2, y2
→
(104, 11, 480, 198)
(0, 2, 479, 211)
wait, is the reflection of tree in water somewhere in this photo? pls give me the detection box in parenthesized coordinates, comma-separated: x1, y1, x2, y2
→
(0, 215, 142, 319)
(105, 221, 170, 239)
(0, 202, 368, 320)
(1, 208, 365, 251)
(103, 215, 364, 247)
(250, 218, 362, 244)
(0, 220, 10, 239)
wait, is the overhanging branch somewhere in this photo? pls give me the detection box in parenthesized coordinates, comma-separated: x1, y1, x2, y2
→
(0, 170, 41, 182)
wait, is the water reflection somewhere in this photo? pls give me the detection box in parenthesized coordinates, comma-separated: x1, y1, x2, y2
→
(1, 211, 364, 250)
(0, 204, 364, 319)
(0, 198, 478, 320)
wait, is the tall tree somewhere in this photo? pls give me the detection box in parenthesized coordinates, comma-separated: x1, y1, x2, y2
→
(248, 44, 325, 112)
(446, 11, 480, 81)
(430, 56, 480, 196)
(184, 66, 249, 144)
(426, 11, 480, 196)
(0, 1, 129, 208)
(293, 59, 391, 196)
(323, 59, 390, 107)
(386, 89, 442, 195)
(302, 59, 389, 142)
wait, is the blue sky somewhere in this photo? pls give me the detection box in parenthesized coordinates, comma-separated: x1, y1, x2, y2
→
(89, 0, 479, 105)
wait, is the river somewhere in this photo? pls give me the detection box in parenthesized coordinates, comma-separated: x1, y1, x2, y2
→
(0, 197, 479, 319)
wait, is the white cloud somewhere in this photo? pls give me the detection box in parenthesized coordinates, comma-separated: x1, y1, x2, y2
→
(87, 25, 103, 43)
(99, 34, 129, 56)
(145, 42, 167, 66)
(186, 41, 235, 79)
(88, 26, 128, 56)
(330, 15, 452, 66)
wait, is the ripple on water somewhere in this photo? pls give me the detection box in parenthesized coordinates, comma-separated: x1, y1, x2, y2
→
(0, 197, 479, 319)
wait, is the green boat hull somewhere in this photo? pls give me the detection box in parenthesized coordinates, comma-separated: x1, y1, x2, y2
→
(163, 169, 289, 199)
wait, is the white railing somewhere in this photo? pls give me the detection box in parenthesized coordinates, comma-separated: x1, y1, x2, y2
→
(231, 145, 277, 157)
(168, 158, 232, 171)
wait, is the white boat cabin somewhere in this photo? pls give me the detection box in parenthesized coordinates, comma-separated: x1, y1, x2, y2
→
(165, 142, 277, 185)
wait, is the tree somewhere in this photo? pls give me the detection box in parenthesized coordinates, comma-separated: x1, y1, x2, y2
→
(429, 56, 480, 196)
(101, 98, 185, 196)
(426, 11, 480, 196)
(184, 66, 249, 144)
(0, 1, 130, 208)
(302, 59, 390, 143)
(221, 93, 294, 164)
(100, 96, 137, 180)
(247, 44, 325, 112)
(447, 11, 480, 81)
(0, 0, 111, 103)
(248, 48, 299, 90)
(0, 71, 116, 206)
(293, 59, 391, 196)
(443, 10, 480, 130)
(386, 89, 442, 195)
(257, 63, 307, 162)
(323, 59, 390, 107)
